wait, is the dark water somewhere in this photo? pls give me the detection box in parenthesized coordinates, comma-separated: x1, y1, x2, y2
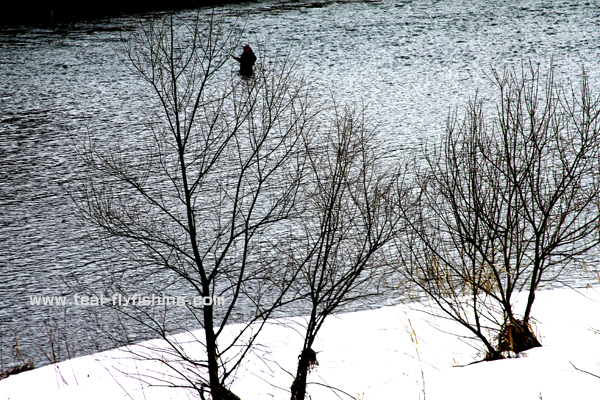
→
(1, 0, 599, 370)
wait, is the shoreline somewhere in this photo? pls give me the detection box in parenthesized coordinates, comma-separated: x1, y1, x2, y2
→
(1, 0, 258, 26)
(1, 285, 598, 399)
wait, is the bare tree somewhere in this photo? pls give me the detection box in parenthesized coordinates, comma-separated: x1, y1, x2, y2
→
(287, 105, 405, 400)
(397, 63, 600, 360)
(72, 12, 318, 399)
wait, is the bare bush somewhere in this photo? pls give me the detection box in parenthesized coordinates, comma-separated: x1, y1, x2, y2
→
(288, 104, 406, 400)
(397, 63, 600, 360)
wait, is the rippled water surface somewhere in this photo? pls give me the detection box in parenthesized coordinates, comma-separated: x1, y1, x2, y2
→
(1, 0, 599, 369)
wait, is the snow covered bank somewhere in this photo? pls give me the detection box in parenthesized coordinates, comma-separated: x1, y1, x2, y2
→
(1, 286, 599, 399)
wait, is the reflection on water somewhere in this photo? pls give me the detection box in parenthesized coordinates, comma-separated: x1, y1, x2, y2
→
(1, 0, 599, 369)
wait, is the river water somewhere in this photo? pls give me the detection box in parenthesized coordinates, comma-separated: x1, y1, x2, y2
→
(1, 0, 599, 370)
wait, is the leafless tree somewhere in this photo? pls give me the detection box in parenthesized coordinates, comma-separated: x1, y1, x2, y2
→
(71, 12, 318, 399)
(396, 63, 600, 360)
(287, 104, 406, 400)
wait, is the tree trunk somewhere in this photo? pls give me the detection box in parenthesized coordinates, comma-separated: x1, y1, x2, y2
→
(291, 346, 318, 400)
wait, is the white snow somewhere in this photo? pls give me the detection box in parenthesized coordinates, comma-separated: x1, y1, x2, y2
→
(1, 286, 599, 400)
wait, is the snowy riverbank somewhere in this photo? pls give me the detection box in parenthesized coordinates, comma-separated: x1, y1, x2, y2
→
(2, 286, 599, 399)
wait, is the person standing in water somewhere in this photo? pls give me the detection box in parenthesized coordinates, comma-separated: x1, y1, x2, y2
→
(232, 44, 257, 77)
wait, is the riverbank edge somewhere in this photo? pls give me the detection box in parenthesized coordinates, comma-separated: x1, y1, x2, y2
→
(1, 0, 258, 26)
(0, 285, 598, 399)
